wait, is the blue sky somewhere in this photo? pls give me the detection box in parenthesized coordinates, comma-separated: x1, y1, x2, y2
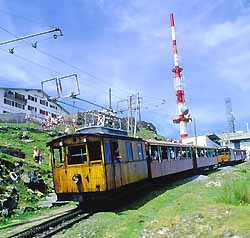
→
(0, 0, 249, 138)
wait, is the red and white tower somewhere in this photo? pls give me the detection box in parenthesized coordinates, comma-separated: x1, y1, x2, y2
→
(170, 13, 191, 139)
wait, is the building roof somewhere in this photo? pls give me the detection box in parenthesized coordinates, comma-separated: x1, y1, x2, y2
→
(220, 132, 250, 141)
(0, 87, 70, 115)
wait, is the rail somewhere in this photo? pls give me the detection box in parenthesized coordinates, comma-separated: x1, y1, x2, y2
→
(7, 208, 92, 238)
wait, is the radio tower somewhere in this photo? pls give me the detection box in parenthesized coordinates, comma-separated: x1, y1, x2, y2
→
(170, 13, 191, 139)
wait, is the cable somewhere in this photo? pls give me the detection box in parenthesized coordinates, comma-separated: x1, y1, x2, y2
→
(0, 24, 167, 103)
(0, 47, 61, 75)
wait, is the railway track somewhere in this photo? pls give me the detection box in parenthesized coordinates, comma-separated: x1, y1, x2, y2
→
(7, 208, 92, 238)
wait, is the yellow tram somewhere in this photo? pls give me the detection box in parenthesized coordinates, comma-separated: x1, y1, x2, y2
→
(217, 147, 246, 164)
(48, 126, 246, 203)
(47, 127, 148, 202)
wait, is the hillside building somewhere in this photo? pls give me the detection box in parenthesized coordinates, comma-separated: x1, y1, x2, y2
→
(0, 87, 69, 120)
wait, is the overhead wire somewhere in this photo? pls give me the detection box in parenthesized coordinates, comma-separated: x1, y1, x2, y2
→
(0, 19, 167, 108)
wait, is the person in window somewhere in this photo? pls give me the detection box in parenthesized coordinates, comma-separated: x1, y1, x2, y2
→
(153, 150, 158, 160)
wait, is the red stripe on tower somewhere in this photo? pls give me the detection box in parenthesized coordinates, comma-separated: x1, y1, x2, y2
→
(169, 13, 191, 140)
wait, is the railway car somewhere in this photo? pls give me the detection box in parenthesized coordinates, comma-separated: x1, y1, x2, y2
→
(192, 145, 218, 170)
(47, 127, 149, 202)
(48, 126, 246, 203)
(217, 147, 246, 165)
(145, 140, 193, 178)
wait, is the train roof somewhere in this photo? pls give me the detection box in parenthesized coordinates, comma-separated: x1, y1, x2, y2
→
(145, 139, 217, 149)
(47, 126, 143, 146)
(145, 139, 187, 147)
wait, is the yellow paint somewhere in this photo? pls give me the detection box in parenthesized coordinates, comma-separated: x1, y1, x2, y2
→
(217, 154, 230, 163)
(53, 163, 106, 193)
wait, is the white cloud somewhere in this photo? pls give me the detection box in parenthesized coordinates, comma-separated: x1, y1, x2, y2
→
(203, 18, 250, 47)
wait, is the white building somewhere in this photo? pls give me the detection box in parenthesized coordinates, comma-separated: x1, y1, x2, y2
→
(0, 87, 69, 120)
(220, 132, 250, 157)
(182, 134, 221, 147)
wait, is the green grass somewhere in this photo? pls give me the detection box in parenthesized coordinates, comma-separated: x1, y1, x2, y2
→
(0, 123, 60, 224)
(136, 128, 165, 140)
(54, 162, 250, 238)
(218, 169, 250, 205)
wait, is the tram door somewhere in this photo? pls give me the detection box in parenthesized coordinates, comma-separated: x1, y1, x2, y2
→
(110, 140, 122, 188)
(104, 140, 122, 190)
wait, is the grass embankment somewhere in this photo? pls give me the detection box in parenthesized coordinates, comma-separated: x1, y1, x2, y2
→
(0, 123, 56, 226)
(55, 162, 250, 238)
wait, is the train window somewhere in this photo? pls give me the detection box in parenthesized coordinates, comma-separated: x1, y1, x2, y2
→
(88, 141, 102, 161)
(126, 142, 133, 161)
(176, 147, 181, 160)
(197, 148, 205, 158)
(68, 145, 87, 165)
(150, 145, 159, 161)
(161, 146, 168, 160)
(186, 147, 192, 159)
(53, 147, 65, 168)
(167, 146, 176, 160)
(104, 141, 112, 163)
(111, 141, 120, 162)
(181, 147, 187, 159)
(137, 143, 144, 160)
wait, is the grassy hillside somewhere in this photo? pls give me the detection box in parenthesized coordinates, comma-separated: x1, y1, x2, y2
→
(55, 161, 250, 238)
(0, 123, 56, 223)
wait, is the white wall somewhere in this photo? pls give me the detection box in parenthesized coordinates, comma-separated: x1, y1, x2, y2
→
(0, 88, 69, 120)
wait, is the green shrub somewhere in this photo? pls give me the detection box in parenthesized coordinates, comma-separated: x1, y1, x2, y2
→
(219, 177, 250, 205)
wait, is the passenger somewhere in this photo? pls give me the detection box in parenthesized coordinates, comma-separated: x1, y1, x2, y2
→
(33, 147, 39, 163)
(38, 152, 44, 165)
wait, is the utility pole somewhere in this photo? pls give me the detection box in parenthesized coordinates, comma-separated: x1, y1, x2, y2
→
(117, 93, 143, 137)
(193, 117, 197, 146)
(109, 88, 112, 111)
(138, 93, 142, 138)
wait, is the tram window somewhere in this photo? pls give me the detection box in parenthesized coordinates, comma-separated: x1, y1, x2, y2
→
(186, 147, 192, 159)
(104, 141, 112, 163)
(168, 146, 176, 160)
(138, 143, 144, 160)
(182, 147, 187, 159)
(126, 142, 133, 161)
(176, 147, 181, 160)
(88, 141, 102, 161)
(111, 141, 120, 162)
(161, 146, 168, 160)
(53, 147, 64, 168)
(68, 145, 87, 165)
(150, 145, 159, 160)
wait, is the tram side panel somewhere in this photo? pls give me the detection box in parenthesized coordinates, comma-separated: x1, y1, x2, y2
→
(146, 142, 193, 179)
(195, 147, 218, 169)
(103, 138, 148, 191)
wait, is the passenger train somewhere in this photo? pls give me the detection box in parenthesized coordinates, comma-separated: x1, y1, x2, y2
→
(47, 127, 246, 202)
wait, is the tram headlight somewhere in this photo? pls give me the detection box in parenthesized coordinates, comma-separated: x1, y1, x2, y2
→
(72, 174, 81, 184)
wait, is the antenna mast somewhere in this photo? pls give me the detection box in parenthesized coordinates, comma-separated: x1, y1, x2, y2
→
(170, 13, 191, 139)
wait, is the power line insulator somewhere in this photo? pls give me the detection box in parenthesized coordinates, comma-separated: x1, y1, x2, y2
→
(32, 41, 38, 48)
(8, 48, 14, 54)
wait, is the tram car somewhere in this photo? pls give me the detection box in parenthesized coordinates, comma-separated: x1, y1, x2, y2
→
(47, 127, 148, 202)
(48, 126, 222, 203)
(145, 140, 218, 179)
(217, 147, 246, 165)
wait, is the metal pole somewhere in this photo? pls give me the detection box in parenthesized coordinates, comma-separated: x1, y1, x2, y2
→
(109, 88, 112, 111)
(0, 28, 62, 46)
(138, 93, 142, 138)
(193, 117, 197, 146)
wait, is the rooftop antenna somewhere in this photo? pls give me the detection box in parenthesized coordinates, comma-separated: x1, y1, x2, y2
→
(170, 13, 192, 139)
